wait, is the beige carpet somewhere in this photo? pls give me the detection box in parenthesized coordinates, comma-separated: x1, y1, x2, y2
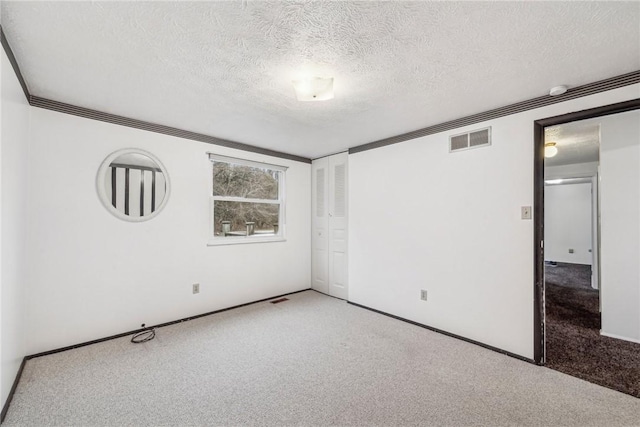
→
(4, 290, 640, 426)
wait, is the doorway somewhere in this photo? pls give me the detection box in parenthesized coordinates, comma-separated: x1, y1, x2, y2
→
(533, 99, 640, 397)
(543, 121, 602, 386)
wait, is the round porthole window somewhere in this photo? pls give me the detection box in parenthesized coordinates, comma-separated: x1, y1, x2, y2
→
(96, 149, 170, 222)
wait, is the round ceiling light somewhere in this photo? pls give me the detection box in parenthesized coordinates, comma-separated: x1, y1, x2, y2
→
(292, 77, 334, 102)
(544, 142, 558, 158)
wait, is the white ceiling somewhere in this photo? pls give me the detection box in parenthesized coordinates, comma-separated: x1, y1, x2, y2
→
(1, 1, 639, 159)
(544, 120, 600, 167)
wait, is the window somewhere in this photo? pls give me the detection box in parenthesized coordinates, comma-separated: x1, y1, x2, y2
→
(209, 154, 286, 244)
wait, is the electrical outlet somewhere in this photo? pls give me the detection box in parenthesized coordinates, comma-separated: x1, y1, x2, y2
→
(521, 206, 532, 220)
(192, 283, 200, 294)
(420, 290, 428, 301)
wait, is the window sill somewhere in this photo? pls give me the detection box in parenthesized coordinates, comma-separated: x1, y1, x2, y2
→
(207, 236, 286, 246)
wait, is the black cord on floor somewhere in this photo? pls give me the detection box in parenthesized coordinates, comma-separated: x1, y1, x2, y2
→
(131, 328, 156, 344)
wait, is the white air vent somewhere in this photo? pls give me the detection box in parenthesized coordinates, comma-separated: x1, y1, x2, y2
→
(449, 127, 491, 152)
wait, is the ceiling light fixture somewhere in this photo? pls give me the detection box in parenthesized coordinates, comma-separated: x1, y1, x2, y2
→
(544, 142, 558, 158)
(549, 85, 568, 96)
(292, 77, 334, 102)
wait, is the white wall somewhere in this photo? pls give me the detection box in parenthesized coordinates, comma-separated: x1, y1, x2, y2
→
(25, 108, 311, 355)
(544, 183, 593, 265)
(600, 110, 640, 343)
(349, 84, 640, 359)
(1, 49, 29, 407)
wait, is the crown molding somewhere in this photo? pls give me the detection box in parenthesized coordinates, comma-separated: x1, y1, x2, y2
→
(3, 25, 639, 162)
(29, 96, 311, 163)
(0, 25, 311, 164)
(349, 70, 640, 154)
(1, 25, 30, 102)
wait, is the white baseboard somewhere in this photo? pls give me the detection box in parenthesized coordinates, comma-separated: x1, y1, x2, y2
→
(600, 331, 640, 344)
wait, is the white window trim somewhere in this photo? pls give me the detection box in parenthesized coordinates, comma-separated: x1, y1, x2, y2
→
(207, 153, 287, 246)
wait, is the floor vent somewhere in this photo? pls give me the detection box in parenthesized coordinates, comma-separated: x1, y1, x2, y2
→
(270, 297, 289, 304)
(449, 127, 491, 152)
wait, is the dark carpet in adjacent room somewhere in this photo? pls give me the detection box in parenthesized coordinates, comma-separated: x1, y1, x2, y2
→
(545, 262, 640, 398)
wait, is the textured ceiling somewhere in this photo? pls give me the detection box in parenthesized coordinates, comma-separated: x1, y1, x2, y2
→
(544, 121, 600, 167)
(1, 1, 639, 159)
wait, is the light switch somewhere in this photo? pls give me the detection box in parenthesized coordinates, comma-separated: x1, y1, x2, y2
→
(521, 206, 532, 220)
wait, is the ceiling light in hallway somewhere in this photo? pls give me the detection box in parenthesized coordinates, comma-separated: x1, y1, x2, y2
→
(545, 142, 558, 158)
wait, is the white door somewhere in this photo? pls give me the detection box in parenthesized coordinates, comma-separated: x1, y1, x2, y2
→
(311, 157, 329, 294)
(328, 153, 348, 299)
(311, 153, 348, 299)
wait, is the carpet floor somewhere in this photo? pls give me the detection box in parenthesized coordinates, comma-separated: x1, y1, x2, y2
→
(4, 290, 640, 426)
(544, 261, 593, 290)
(545, 262, 640, 398)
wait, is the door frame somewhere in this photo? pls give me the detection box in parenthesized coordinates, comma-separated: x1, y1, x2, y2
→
(590, 174, 599, 292)
(544, 174, 599, 289)
(532, 98, 640, 364)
